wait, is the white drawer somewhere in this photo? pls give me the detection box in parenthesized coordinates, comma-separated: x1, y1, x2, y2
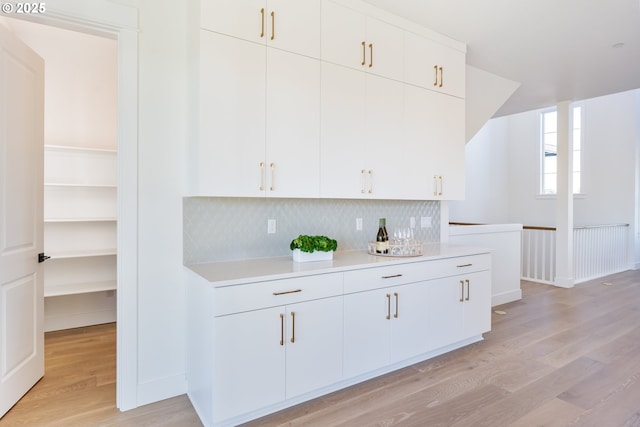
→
(214, 272, 343, 317)
(344, 254, 490, 294)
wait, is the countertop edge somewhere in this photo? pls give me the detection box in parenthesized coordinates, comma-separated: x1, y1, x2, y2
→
(185, 243, 491, 287)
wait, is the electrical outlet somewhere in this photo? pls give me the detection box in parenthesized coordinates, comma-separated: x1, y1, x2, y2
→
(421, 216, 432, 228)
(267, 219, 276, 234)
(410, 217, 416, 228)
(356, 218, 363, 231)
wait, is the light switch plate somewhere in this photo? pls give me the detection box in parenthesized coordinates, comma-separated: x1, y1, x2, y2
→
(267, 219, 276, 234)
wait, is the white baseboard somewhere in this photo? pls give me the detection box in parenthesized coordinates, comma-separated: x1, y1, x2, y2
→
(137, 374, 188, 408)
(491, 289, 522, 307)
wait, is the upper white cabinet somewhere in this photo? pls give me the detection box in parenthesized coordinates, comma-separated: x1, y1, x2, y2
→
(201, 0, 321, 58)
(320, 62, 404, 199)
(403, 84, 466, 200)
(197, 0, 466, 200)
(321, 0, 403, 81)
(198, 30, 320, 197)
(405, 31, 465, 98)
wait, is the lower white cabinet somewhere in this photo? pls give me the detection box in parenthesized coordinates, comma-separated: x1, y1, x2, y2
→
(187, 251, 491, 427)
(343, 281, 430, 378)
(427, 271, 491, 351)
(213, 297, 343, 423)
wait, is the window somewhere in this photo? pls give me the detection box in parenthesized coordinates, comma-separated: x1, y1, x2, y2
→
(540, 106, 582, 194)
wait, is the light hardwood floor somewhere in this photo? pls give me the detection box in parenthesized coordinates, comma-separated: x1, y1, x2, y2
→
(2, 270, 640, 426)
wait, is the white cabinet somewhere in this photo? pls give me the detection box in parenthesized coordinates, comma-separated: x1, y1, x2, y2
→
(427, 271, 491, 351)
(343, 281, 430, 378)
(320, 62, 403, 199)
(201, 0, 321, 59)
(43, 146, 117, 298)
(206, 273, 343, 424)
(405, 31, 465, 98)
(404, 84, 466, 200)
(187, 250, 491, 426)
(321, 0, 403, 81)
(198, 30, 320, 197)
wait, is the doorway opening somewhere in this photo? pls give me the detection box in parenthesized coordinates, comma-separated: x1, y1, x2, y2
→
(3, 18, 119, 333)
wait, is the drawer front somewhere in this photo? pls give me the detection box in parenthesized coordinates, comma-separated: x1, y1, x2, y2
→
(214, 273, 343, 316)
(344, 254, 490, 294)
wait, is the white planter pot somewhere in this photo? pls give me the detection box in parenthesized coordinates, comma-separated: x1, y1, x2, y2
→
(292, 249, 333, 263)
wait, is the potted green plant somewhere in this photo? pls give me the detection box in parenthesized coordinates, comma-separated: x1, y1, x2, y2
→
(290, 235, 338, 262)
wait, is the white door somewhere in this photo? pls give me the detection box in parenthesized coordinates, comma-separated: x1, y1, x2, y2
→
(0, 23, 45, 418)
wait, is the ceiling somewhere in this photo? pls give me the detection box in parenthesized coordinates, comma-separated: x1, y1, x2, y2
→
(362, 0, 640, 117)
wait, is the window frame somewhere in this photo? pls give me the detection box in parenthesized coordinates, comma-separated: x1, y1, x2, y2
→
(537, 104, 584, 198)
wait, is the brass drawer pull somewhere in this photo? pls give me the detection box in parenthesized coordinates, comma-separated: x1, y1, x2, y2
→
(273, 289, 302, 296)
(279, 313, 284, 346)
(456, 263, 472, 268)
(290, 311, 296, 343)
(459, 280, 464, 302)
(465, 279, 470, 301)
(381, 274, 403, 279)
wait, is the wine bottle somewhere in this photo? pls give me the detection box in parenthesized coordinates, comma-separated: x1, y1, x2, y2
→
(376, 218, 389, 254)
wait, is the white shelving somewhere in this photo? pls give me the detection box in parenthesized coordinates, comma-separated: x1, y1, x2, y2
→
(44, 145, 117, 330)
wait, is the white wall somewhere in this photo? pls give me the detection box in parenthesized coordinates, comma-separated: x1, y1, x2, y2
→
(452, 89, 640, 233)
(132, 0, 197, 404)
(449, 117, 510, 224)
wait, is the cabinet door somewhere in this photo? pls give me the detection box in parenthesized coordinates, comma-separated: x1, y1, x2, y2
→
(364, 73, 404, 199)
(463, 270, 492, 338)
(213, 307, 285, 423)
(267, 0, 321, 58)
(201, 0, 265, 43)
(404, 84, 465, 200)
(266, 49, 320, 197)
(343, 289, 391, 378)
(199, 31, 266, 196)
(426, 277, 465, 351)
(321, 0, 367, 71)
(285, 297, 343, 398)
(320, 62, 366, 198)
(389, 282, 430, 363)
(365, 16, 404, 81)
(405, 31, 465, 98)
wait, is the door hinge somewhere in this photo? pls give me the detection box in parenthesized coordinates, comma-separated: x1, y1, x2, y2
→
(38, 253, 50, 263)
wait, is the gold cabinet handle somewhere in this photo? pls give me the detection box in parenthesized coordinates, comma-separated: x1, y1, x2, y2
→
(386, 294, 391, 320)
(272, 289, 302, 296)
(290, 311, 296, 343)
(439, 66, 444, 87)
(368, 170, 373, 193)
(381, 274, 403, 279)
(270, 162, 275, 191)
(361, 169, 366, 193)
(259, 162, 265, 191)
(279, 313, 284, 346)
(465, 279, 470, 301)
(433, 175, 438, 196)
(394, 292, 399, 318)
(434, 65, 438, 86)
(260, 8, 265, 38)
(369, 43, 373, 68)
(361, 41, 366, 66)
(459, 280, 464, 302)
(438, 175, 443, 196)
(270, 11, 275, 41)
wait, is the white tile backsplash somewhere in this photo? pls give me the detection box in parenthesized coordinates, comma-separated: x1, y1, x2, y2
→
(183, 197, 440, 263)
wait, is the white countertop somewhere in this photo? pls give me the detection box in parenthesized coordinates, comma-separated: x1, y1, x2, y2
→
(185, 243, 491, 287)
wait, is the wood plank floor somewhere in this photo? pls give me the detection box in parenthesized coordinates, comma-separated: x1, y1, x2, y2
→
(2, 270, 640, 426)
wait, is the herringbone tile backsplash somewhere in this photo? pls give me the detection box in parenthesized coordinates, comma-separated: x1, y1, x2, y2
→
(183, 197, 441, 264)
